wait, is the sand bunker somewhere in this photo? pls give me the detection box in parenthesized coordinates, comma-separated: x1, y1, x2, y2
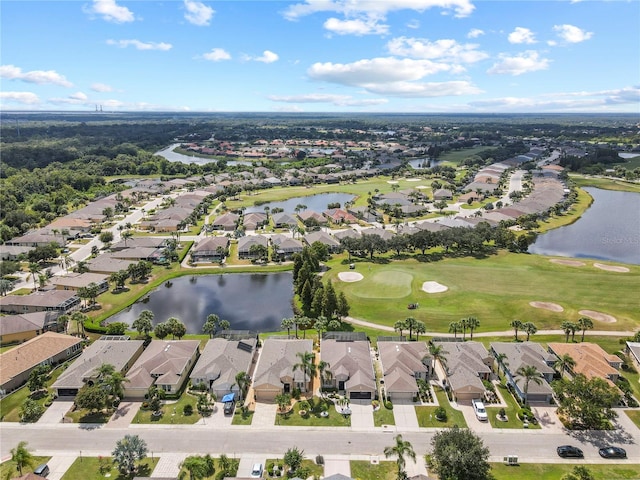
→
(550, 259, 585, 267)
(406, 178, 422, 182)
(338, 272, 364, 282)
(415, 185, 429, 189)
(579, 310, 617, 323)
(422, 281, 448, 293)
(593, 263, 630, 273)
(387, 180, 399, 184)
(529, 301, 564, 312)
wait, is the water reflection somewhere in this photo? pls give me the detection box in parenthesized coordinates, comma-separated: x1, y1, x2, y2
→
(108, 272, 294, 333)
(244, 193, 355, 213)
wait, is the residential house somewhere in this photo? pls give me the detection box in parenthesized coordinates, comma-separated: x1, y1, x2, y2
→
(323, 209, 359, 225)
(320, 333, 376, 400)
(242, 212, 268, 231)
(237, 235, 269, 259)
(0, 244, 32, 261)
(433, 189, 453, 201)
(333, 229, 361, 242)
(4, 231, 61, 248)
(52, 337, 145, 396)
(547, 342, 622, 387)
(0, 332, 83, 396)
(190, 337, 258, 400)
(303, 231, 341, 252)
(190, 237, 230, 263)
(298, 210, 328, 227)
(87, 254, 137, 274)
(110, 237, 167, 251)
(490, 342, 555, 403)
(433, 341, 492, 402)
(377, 340, 430, 402)
(124, 340, 200, 399)
(361, 227, 395, 242)
(347, 206, 380, 223)
(626, 342, 640, 370)
(270, 235, 304, 259)
(271, 212, 298, 229)
(253, 338, 313, 402)
(0, 290, 80, 315)
(49, 273, 109, 293)
(0, 311, 60, 345)
(45, 217, 93, 238)
(212, 212, 240, 231)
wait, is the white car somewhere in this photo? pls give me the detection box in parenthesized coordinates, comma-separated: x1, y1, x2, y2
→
(250, 463, 263, 478)
(472, 398, 488, 421)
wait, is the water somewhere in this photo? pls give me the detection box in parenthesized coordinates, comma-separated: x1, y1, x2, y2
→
(107, 272, 294, 333)
(244, 193, 356, 213)
(529, 187, 640, 264)
(155, 143, 252, 166)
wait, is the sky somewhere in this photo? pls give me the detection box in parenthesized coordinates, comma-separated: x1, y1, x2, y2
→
(1, 0, 639, 113)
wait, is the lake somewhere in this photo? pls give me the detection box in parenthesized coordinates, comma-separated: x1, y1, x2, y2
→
(529, 187, 640, 264)
(155, 143, 252, 166)
(244, 193, 356, 213)
(107, 272, 294, 333)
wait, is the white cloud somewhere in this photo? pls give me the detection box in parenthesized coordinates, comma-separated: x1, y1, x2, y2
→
(283, 0, 475, 21)
(84, 0, 135, 23)
(0, 91, 40, 105)
(324, 17, 389, 36)
(91, 83, 113, 92)
(50, 92, 90, 105)
(364, 80, 483, 97)
(508, 27, 536, 44)
(386, 37, 489, 63)
(553, 24, 593, 43)
(202, 48, 232, 61)
(487, 50, 550, 76)
(467, 28, 484, 39)
(184, 0, 214, 26)
(106, 39, 172, 51)
(268, 93, 388, 106)
(407, 19, 420, 29)
(0, 64, 73, 87)
(255, 50, 279, 63)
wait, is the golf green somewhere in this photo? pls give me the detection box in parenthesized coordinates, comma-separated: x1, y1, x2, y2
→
(349, 270, 414, 299)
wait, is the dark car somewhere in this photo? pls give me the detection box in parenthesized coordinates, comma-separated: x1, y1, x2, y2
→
(557, 445, 584, 458)
(223, 400, 235, 415)
(33, 464, 50, 477)
(599, 446, 627, 459)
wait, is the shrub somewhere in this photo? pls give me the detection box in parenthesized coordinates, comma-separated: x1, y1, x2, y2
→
(499, 408, 506, 418)
(434, 406, 447, 421)
(384, 401, 393, 410)
(183, 404, 194, 416)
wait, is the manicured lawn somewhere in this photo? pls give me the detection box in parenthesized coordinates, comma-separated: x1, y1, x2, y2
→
(373, 405, 395, 427)
(61, 456, 158, 480)
(275, 397, 351, 427)
(326, 250, 639, 332)
(132, 394, 200, 425)
(232, 408, 254, 425)
(0, 456, 50, 479)
(67, 407, 114, 424)
(570, 174, 640, 193)
(415, 388, 467, 428)
(350, 460, 397, 480)
(534, 187, 592, 233)
(177, 457, 239, 479)
(486, 383, 541, 430)
(264, 458, 323, 478)
(490, 463, 640, 480)
(624, 409, 640, 429)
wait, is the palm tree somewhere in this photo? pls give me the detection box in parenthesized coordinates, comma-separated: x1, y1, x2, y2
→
(112, 434, 148, 475)
(393, 319, 407, 338)
(292, 351, 316, 395)
(384, 434, 416, 480)
(317, 360, 332, 394)
(404, 317, 417, 341)
(448, 321, 461, 339)
(10, 441, 34, 476)
(494, 352, 508, 377)
(466, 316, 480, 340)
(561, 321, 576, 343)
(28, 262, 41, 290)
(523, 321, 538, 341)
(459, 317, 470, 340)
(515, 365, 543, 406)
(235, 371, 251, 402)
(414, 320, 426, 341)
(554, 353, 576, 379)
(428, 343, 447, 377)
(577, 317, 594, 342)
(281, 317, 295, 338)
(121, 230, 133, 247)
(203, 313, 219, 338)
(510, 319, 524, 341)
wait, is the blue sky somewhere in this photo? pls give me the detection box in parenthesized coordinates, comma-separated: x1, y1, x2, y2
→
(1, 0, 639, 113)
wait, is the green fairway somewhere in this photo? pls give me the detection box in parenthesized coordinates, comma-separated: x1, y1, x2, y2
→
(326, 251, 639, 333)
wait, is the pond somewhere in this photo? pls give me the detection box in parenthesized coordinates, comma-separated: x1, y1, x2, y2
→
(107, 272, 294, 333)
(155, 144, 252, 166)
(529, 187, 640, 265)
(244, 193, 356, 213)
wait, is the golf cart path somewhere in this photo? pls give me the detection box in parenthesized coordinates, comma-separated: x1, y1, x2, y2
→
(344, 316, 636, 338)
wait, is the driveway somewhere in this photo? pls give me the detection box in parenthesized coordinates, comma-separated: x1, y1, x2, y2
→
(457, 401, 493, 432)
(197, 403, 234, 428)
(253, 402, 277, 428)
(392, 401, 419, 431)
(349, 399, 374, 430)
(237, 455, 266, 478)
(323, 455, 351, 477)
(45, 453, 77, 480)
(37, 399, 74, 424)
(150, 452, 186, 478)
(106, 400, 141, 428)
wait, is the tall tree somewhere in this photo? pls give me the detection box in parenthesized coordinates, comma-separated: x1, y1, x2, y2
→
(112, 434, 148, 475)
(292, 351, 316, 394)
(561, 321, 577, 343)
(516, 365, 543, 406)
(466, 316, 480, 340)
(430, 426, 491, 480)
(552, 374, 620, 429)
(10, 441, 34, 476)
(280, 317, 295, 338)
(283, 446, 305, 475)
(448, 321, 461, 339)
(510, 319, 524, 341)
(523, 321, 538, 341)
(203, 313, 219, 338)
(235, 371, 251, 402)
(428, 343, 447, 376)
(577, 317, 594, 342)
(383, 434, 416, 480)
(554, 353, 577, 379)
(132, 310, 154, 337)
(317, 360, 332, 393)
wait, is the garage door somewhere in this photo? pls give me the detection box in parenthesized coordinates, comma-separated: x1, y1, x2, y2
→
(349, 391, 372, 400)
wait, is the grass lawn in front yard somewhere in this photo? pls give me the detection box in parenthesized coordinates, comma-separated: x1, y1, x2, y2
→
(232, 408, 254, 425)
(415, 388, 467, 428)
(275, 397, 351, 427)
(373, 405, 395, 427)
(486, 383, 541, 430)
(490, 462, 640, 480)
(350, 460, 396, 480)
(263, 459, 322, 479)
(61, 456, 158, 480)
(66, 407, 114, 424)
(624, 409, 640, 429)
(0, 456, 50, 479)
(132, 394, 200, 425)
(177, 456, 240, 479)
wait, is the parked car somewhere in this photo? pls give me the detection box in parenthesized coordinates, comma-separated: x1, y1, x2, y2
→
(599, 446, 627, 459)
(472, 398, 488, 421)
(224, 400, 236, 415)
(557, 445, 584, 458)
(250, 463, 263, 478)
(33, 464, 50, 477)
